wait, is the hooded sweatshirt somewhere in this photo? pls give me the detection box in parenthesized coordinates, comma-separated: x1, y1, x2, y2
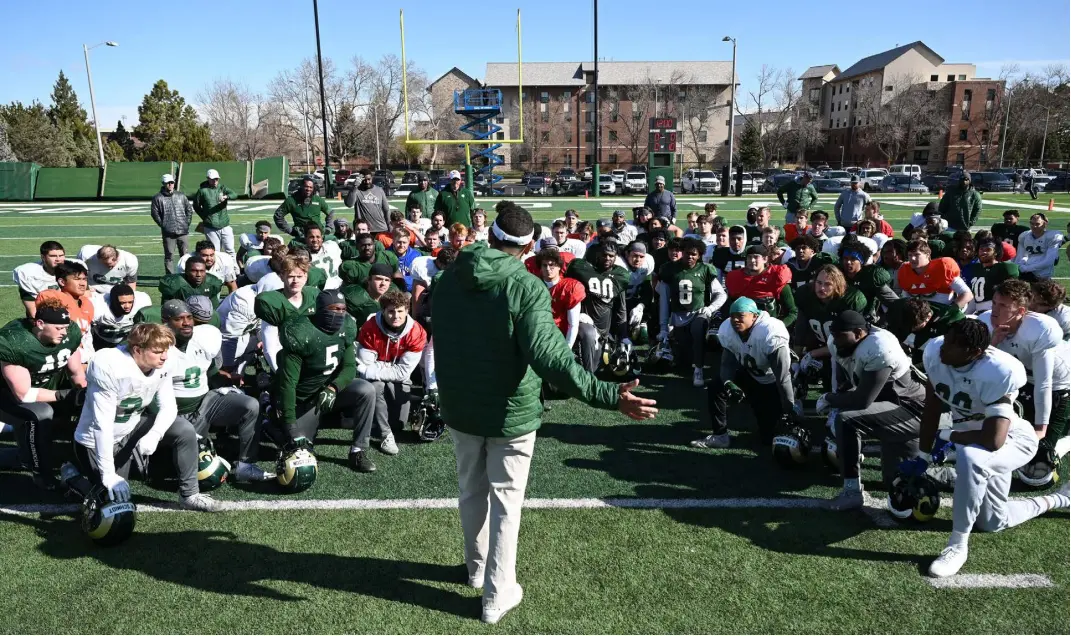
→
(192, 180, 237, 230)
(431, 242, 620, 437)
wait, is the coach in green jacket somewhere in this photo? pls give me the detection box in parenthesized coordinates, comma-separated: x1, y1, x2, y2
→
(404, 172, 438, 218)
(433, 170, 475, 227)
(431, 202, 656, 624)
(937, 172, 983, 231)
(777, 172, 819, 225)
(192, 168, 238, 258)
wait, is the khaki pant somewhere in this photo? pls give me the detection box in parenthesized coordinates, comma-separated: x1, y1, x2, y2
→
(450, 426, 536, 607)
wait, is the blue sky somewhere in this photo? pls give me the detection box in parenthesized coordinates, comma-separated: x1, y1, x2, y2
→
(1, 0, 1067, 129)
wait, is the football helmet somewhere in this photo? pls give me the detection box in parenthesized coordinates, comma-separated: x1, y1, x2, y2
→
(276, 437, 318, 493)
(644, 340, 674, 372)
(630, 323, 648, 344)
(820, 435, 840, 473)
(887, 473, 941, 522)
(607, 340, 634, 378)
(772, 425, 812, 469)
(196, 436, 231, 491)
(1014, 446, 1059, 489)
(81, 484, 137, 546)
(409, 390, 446, 442)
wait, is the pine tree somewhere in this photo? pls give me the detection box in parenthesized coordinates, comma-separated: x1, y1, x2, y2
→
(48, 71, 98, 167)
(737, 120, 764, 171)
(134, 80, 228, 161)
(0, 119, 16, 162)
(111, 120, 134, 159)
(0, 102, 74, 166)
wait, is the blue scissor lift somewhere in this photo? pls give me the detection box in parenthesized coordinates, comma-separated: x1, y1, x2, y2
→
(454, 88, 504, 194)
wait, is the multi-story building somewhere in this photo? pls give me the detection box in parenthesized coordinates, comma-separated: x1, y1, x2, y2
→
(799, 41, 1004, 170)
(427, 61, 735, 171)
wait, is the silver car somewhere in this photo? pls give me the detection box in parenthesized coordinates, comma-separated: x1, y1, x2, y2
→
(879, 174, 929, 194)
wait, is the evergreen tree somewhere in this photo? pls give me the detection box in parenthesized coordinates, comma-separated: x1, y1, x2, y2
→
(0, 102, 74, 166)
(0, 119, 16, 162)
(737, 120, 764, 170)
(134, 80, 228, 161)
(111, 119, 135, 160)
(48, 71, 98, 167)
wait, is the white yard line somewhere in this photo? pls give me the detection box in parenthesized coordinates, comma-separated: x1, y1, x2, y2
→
(926, 574, 1053, 589)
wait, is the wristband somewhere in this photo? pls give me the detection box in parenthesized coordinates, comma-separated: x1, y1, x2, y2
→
(22, 388, 40, 403)
(938, 429, 953, 442)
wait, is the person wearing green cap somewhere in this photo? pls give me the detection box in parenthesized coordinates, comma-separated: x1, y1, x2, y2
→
(694, 296, 796, 449)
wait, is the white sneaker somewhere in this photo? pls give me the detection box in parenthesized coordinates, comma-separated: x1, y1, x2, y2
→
(692, 367, 705, 387)
(690, 433, 730, 449)
(481, 586, 523, 625)
(233, 462, 276, 483)
(468, 570, 485, 589)
(181, 492, 221, 513)
(928, 544, 969, 578)
(379, 432, 399, 456)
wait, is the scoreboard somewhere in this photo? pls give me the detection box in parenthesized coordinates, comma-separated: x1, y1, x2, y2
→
(649, 117, 677, 152)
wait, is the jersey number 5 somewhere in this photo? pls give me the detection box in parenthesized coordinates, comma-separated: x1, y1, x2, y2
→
(323, 344, 340, 376)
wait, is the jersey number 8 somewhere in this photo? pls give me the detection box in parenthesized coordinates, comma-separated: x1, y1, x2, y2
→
(678, 279, 693, 305)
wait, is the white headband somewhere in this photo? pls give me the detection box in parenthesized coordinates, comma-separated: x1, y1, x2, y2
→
(491, 220, 533, 246)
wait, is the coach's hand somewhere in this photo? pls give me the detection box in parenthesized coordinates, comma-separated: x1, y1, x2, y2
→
(617, 379, 658, 421)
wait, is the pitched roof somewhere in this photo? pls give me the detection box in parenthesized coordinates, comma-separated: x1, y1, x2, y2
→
(837, 41, 944, 81)
(798, 64, 838, 80)
(428, 67, 479, 90)
(484, 61, 735, 87)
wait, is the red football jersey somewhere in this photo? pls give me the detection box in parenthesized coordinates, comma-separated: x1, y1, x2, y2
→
(525, 251, 576, 276)
(724, 264, 792, 301)
(547, 278, 586, 335)
(357, 315, 427, 362)
(898, 257, 960, 298)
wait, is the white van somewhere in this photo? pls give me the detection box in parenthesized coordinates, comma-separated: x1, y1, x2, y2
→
(888, 164, 922, 178)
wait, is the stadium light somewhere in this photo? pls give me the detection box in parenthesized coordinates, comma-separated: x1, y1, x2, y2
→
(83, 41, 119, 168)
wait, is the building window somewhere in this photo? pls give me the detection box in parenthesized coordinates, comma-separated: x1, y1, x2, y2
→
(541, 111, 549, 123)
(608, 153, 618, 163)
(585, 131, 594, 143)
(930, 74, 938, 82)
(678, 89, 686, 100)
(540, 91, 549, 103)
(829, 118, 834, 128)
(958, 74, 966, 80)
(982, 129, 990, 145)
(540, 155, 549, 166)
(846, 85, 850, 93)
(917, 130, 931, 146)
(913, 149, 930, 163)
(837, 102, 841, 111)
(496, 132, 504, 141)
(947, 75, 954, 81)
(980, 148, 988, 165)
(955, 153, 965, 164)
(518, 154, 529, 164)
(587, 111, 596, 123)
(586, 90, 595, 103)
(585, 154, 593, 165)
(541, 131, 551, 143)
(610, 111, 619, 123)
(809, 87, 820, 101)
(608, 130, 619, 142)
(565, 131, 572, 143)
(564, 154, 573, 166)
(884, 85, 893, 92)
(697, 130, 707, 142)
(561, 91, 570, 102)
(961, 89, 972, 120)
(958, 130, 968, 141)
(607, 89, 618, 100)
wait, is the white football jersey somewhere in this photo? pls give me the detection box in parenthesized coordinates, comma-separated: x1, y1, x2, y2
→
(410, 255, 440, 288)
(77, 245, 139, 294)
(239, 232, 282, 251)
(717, 311, 790, 385)
(828, 327, 912, 388)
(1015, 230, 1064, 280)
(90, 290, 152, 346)
(308, 242, 343, 289)
(218, 286, 260, 340)
(254, 272, 284, 294)
(552, 238, 588, 259)
(75, 345, 177, 447)
(1046, 304, 1071, 341)
(977, 311, 1070, 390)
(244, 256, 273, 283)
(170, 325, 223, 410)
(178, 251, 239, 284)
(922, 337, 1027, 431)
(12, 261, 60, 299)
(822, 235, 877, 263)
(626, 254, 655, 299)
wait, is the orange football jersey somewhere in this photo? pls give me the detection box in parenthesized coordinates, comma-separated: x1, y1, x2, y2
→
(898, 257, 960, 299)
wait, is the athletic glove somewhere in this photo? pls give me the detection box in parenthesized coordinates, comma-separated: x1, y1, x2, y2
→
(931, 439, 955, 465)
(719, 381, 745, 404)
(657, 328, 669, 343)
(698, 306, 715, 321)
(136, 433, 162, 458)
(792, 399, 805, 418)
(101, 473, 131, 503)
(54, 387, 86, 408)
(315, 386, 337, 414)
(814, 393, 832, 416)
(825, 408, 839, 432)
(800, 352, 823, 374)
(898, 451, 931, 478)
(620, 338, 633, 348)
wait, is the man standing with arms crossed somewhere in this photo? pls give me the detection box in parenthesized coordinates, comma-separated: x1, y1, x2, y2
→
(193, 169, 238, 258)
(151, 174, 196, 275)
(432, 203, 657, 624)
(777, 172, 818, 225)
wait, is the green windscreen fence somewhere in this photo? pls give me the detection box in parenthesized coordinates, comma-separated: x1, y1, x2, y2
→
(102, 161, 177, 198)
(179, 161, 250, 197)
(252, 156, 289, 198)
(34, 167, 102, 199)
(0, 162, 39, 200)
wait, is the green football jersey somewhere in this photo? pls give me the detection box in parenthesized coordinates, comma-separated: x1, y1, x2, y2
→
(795, 286, 868, 344)
(159, 273, 224, 307)
(709, 246, 747, 278)
(658, 260, 719, 313)
(0, 319, 82, 389)
(340, 284, 381, 324)
(787, 252, 836, 289)
(844, 264, 891, 319)
(886, 299, 964, 367)
(274, 314, 358, 424)
(133, 306, 221, 329)
(962, 261, 1019, 308)
(254, 288, 318, 327)
(566, 259, 629, 333)
(338, 253, 399, 286)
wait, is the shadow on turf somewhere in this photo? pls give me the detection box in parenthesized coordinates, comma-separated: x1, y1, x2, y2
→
(13, 514, 477, 617)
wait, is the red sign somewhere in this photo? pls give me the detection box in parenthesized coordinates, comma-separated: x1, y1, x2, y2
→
(650, 117, 677, 130)
(649, 130, 677, 152)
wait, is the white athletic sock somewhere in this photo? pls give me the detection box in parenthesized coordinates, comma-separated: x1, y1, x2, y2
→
(843, 478, 860, 491)
(1004, 493, 1070, 529)
(350, 445, 364, 454)
(948, 530, 970, 548)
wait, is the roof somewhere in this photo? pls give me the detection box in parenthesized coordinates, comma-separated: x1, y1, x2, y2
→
(483, 61, 735, 87)
(798, 65, 838, 80)
(837, 41, 944, 81)
(428, 67, 479, 91)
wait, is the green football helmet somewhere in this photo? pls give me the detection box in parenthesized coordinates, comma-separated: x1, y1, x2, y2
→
(196, 436, 231, 491)
(81, 484, 137, 547)
(276, 437, 318, 493)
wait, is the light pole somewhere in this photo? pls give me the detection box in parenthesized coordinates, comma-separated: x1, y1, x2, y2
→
(1039, 106, 1050, 168)
(722, 36, 737, 185)
(288, 78, 312, 169)
(654, 77, 663, 117)
(82, 41, 118, 167)
(354, 102, 382, 170)
(839, 145, 845, 168)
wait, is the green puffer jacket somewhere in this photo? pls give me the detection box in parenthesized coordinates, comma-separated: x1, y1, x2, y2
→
(432, 242, 620, 437)
(937, 185, 982, 231)
(192, 180, 238, 229)
(405, 187, 438, 218)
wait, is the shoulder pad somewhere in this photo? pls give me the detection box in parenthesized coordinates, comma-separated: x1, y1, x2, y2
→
(192, 324, 223, 357)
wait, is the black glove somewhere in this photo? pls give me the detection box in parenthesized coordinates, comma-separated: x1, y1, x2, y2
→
(54, 387, 86, 408)
(718, 381, 745, 404)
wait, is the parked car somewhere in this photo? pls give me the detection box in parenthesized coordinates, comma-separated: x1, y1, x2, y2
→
(427, 169, 445, 182)
(825, 170, 853, 187)
(1032, 176, 1053, 192)
(628, 164, 648, 174)
(557, 167, 578, 182)
(730, 172, 760, 194)
(844, 166, 862, 175)
(889, 164, 923, 178)
(762, 173, 797, 193)
(878, 174, 928, 194)
(1016, 168, 1048, 179)
(525, 176, 547, 195)
(970, 172, 1014, 192)
(813, 179, 847, 194)
(598, 174, 616, 195)
(682, 169, 720, 194)
(582, 166, 594, 180)
(401, 171, 420, 184)
(563, 180, 592, 196)
(374, 169, 396, 184)
(372, 175, 393, 195)
(434, 176, 452, 191)
(857, 169, 888, 191)
(1044, 174, 1069, 192)
(393, 183, 418, 198)
(921, 174, 951, 194)
(334, 169, 352, 186)
(610, 169, 627, 187)
(623, 172, 648, 194)
(812, 165, 831, 174)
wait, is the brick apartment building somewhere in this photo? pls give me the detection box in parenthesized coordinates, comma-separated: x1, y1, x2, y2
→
(426, 61, 735, 171)
(799, 41, 1005, 170)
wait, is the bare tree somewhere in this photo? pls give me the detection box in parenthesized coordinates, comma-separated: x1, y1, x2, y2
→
(406, 69, 465, 167)
(736, 65, 800, 166)
(197, 79, 278, 161)
(613, 83, 655, 165)
(1000, 64, 1070, 167)
(854, 73, 949, 165)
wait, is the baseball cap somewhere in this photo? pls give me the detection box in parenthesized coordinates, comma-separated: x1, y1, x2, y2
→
(612, 210, 625, 218)
(655, 175, 666, 184)
(160, 299, 191, 321)
(206, 169, 220, 180)
(161, 173, 175, 184)
(596, 219, 612, 229)
(831, 310, 868, 333)
(368, 263, 394, 279)
(316, 289, 346, 312)
(745, 244, 768, 257)
(448, 170, 461, 180)
(850, 175, 859, 184)
(185, 295, 214, 323)
(627, 241, 647, 254)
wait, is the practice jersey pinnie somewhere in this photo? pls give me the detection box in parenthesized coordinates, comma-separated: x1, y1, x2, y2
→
(566, 259, 629, 333)
(658, 260, 720, 314)
(716, 312, 790, 385)
(922, 337, 1027, 431)
(795, 285, 867, 344)
(159, 273, 224, 306)
(977, 311, 1070, 390)
(0, 318, 82, 389)
(274, 315, 358, 423)
(90, 291, 151, 346)
(170, 324, 223, 414)
(709, 246, 747, 278)
(254, 288, 319, 327)
(12, 262, 61, 301)
(74, 346, 176, 447)
(962, 261, 1018, 312)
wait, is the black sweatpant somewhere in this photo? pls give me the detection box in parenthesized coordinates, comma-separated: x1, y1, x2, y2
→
(708, 371, 785, 445)
(835, 401, 922, 485)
